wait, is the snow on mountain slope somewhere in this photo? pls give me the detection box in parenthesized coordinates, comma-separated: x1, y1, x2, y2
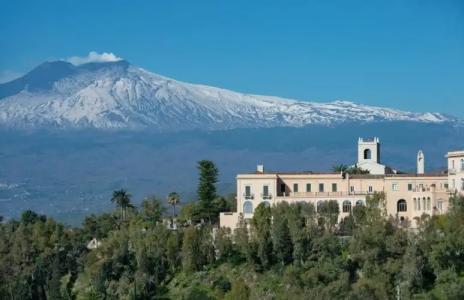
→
(0, 60, 456, 131)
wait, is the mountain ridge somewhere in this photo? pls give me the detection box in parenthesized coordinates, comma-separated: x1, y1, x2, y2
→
(0, 60, 458, 131)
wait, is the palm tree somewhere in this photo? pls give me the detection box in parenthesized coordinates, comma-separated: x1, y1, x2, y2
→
(111, 189, 133, 220)
(347, 165, 370, 175)
(332, 164, 349, 173)
(167, 192, 180, 217)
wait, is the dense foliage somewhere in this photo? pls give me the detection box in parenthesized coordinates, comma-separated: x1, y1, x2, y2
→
(1, 162, 464, 299)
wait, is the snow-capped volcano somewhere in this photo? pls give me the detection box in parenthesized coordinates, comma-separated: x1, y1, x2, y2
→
(0, 59, 456, 130)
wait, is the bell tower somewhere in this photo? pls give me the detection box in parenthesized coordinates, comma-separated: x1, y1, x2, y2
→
(358, 137, 380, 164)
(417, 150, 425, 174)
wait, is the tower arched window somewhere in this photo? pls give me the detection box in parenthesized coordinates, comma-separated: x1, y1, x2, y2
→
(243, 201, 253, 214)
(364, 149, 372, 160)
(342, 200, 352, 213)
(397, 199, 407, 212)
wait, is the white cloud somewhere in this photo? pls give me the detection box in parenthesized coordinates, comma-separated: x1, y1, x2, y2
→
(66, 51, 122, 65)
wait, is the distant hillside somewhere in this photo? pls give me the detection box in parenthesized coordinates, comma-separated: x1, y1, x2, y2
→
(1, 122, 463, 224)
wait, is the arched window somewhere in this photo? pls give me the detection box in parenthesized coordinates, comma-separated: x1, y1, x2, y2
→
(243, 201, 253, 214)
(342, 200, 352, 213)
(356, 200, 363, 206)
(364, 149, 372, 160)
(422, 198, 426, 211)
(262, 201, 271, 207)
(461, 159, 464, 171)
(413, 198, 417, 211)
(397, 199, 407, 212)
(426, 197, 431, 210)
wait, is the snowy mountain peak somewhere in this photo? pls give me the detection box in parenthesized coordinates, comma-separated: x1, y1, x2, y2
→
(0, 59, 458, 131)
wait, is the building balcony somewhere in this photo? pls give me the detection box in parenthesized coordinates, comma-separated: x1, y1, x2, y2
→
(276, 191, 372, 198)
(243, 193, 254, 200)
(448, 168, 457, 175)
(261, 193, 273, 199)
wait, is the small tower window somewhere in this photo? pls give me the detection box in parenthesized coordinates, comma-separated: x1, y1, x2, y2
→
(364, 149, 372, 160)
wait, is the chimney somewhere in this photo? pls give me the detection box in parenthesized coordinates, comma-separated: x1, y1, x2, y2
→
(257, 164, 264, 173)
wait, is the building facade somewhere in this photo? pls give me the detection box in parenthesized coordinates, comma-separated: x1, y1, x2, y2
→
(446, 151, 464, 194)
(220, 138, 461, 231)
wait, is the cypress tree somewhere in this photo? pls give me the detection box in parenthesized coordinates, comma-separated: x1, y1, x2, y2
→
(197, 160, 219, 223)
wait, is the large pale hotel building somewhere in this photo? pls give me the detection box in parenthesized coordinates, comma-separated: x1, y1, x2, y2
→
(220, 138, 464, 230)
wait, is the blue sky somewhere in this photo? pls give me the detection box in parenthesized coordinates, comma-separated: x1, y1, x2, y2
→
(1, 0, 463, 116)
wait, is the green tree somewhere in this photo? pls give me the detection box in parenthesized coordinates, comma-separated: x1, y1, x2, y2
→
(252, 203, 273, 269)
(197, 160, 219, 223)
(20, 210, 45, 225)
(317, 200, 340, 233)
(271, 202, 293, 266)
(110, 189, 134, 220)
(332, 164, 349, 172)
(346, 165, 370, 175)
(166, 233, 181, 273)
(181, 227, 202, 273)
(140, 196, 164, 226)
(215, 227, 234, 262)
(224, 279, 250, 300)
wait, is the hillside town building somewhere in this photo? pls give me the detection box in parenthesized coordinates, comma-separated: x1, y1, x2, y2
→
(220, 138, 464, 231)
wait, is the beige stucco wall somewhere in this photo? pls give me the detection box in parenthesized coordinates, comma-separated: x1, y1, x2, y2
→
(219, 212, 241, 232)
(219, 145, 464, 231)
(220, 171, 451, 230)
(447, 151, 464, 195)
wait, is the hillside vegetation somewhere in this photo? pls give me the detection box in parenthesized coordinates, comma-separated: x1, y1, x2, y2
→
(1, 161, 464, 299)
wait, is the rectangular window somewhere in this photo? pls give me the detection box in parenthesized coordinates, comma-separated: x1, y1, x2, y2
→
(245, 186, 251, 197)
(368, 186, 373, 193)
(293, 183, 299, 193)
(280, 183, 286, 193)
(437, 201, 443, 211)
(350, 186, 354, 193)
(306, 183, 311, 192)
(263, 185, 269, 196)
(392, 183, 398, 191)
(319, 183, 324, 192)
(408, 183, 413, 191)
(332, 183, 337, 192)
